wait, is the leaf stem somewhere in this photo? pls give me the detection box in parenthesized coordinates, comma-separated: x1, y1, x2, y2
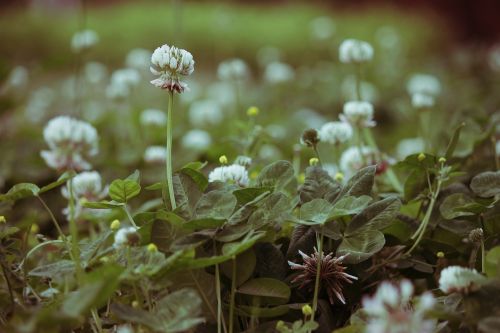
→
(166, 91, 177, 210)
(123, 205, 137, 228)
(190, 270, 217, 323)
(310, 225, 324, 328)
(67, 179, 83, 282)
(228, 256, 237, 333)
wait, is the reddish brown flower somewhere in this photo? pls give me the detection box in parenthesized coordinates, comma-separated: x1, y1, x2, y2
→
(288, 249, 358, 304)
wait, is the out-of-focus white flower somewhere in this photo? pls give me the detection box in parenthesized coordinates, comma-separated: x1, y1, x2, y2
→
(396, 138, 424, 160)
(375, 26, 400, 50)
(362, 280, 436, 333)
(340, 101, 376, 128)
(181, 129, 212, 151)
(411, 93, 435, 109)
(235, 155, 252, 167)
(114, 227, 140, 249)
(319, 121, 353, 145)
(140, 109, 167, 127)
(322, 163, 340, 179)
(217, 58, 250, 81)
(84, 62, 107, 84)
(150, 44, 194, 93)
(41, 116, 99, 171)
(61, 171, 108, 219)
(25, 87, 54, 123)
(71, 29, 99, 53)
(208, 164, 249, 186)
(340, 146, 377, 177)
(144, 146, 167, 164)
(266, 124, 287, 140)
(207, 82, 236, 107)
(116, 325, 134, 333)
(341, 75, 378, 103)
(407, 74, 441, 97)
(339, 39, 374, 64)
(264, 62, 295, 84)
(259, 144, 283, 160)
(310, 17, 336, 41)
(439, 266, 486, 294)
(126, 48, 151, 70)
(188, 100, 224, 127)
(293, 108, 327, 129)
(256, 46, 282, 67)
(106, 68, 141, 100)
(4, 66, 28, 89)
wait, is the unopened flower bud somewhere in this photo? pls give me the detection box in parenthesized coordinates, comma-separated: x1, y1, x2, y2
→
(417, 153, 426, 162)
(309, 157, 319, 166)
(436, 251, 445, 258)
(30, 224, 39, 234)
(334, 172, 344, 182)
(110, 219, 121, 231)
(302, 304, 313, 316)
(298, 173, 306, 184)
(247, 106, 259, 117)
(147, 243, 158, 253)
(132, 300, 140, 308)
(438, 157, 446, 164)
(0, 216, 6, 224)
(469, 228, 484, 243)
(301, 129, 320, 148)
(219, 155, 228, 165)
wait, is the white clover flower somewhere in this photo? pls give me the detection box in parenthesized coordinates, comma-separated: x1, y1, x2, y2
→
(235, 155, 252, 167)
(207, 82, 236, 107)
(140, 108, 167, 127)
(406, 74, 441, 97)
(84, 62, 107, 84)
(256, 46, 282, 67)
(61, 171, 108, 219)
(396, 138, 424, 160)
(340, 101, 376, 128)
(188, 100, 224, 128)
(310, 17, 336, 41)
(217, 58, 250, 81)
(181, 129, 212, 151)
(259, 144, 283, 160)
(362, 280, 436, 333)
(113, 227, 140, 249)
(41, 116, 99, 171)
(319, 121, 353, 145)
(150, 44, 194, 93)
(208, 164, 249, 187)
(339, 39, 374, 64)
(439, 266, 486, 294)
(266, 124, 287, 140)
(106, 68, 141, 100)
(144, 146, 167, 164)
(4, 66, 28, 89)
(263, 62, 295, 84)
(126, 48, 151, 70)
(339, 146, 377, 178)
(411, 92, 435, 109)
(293, 108, 327, 129)
(71, 29, 99, 53)
(25, 87, 54, 123)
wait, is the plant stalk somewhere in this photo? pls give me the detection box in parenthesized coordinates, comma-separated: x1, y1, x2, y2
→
(310, 226, 324, 328)
(166, 90, 177, 210)
(228, 257, 237, 333)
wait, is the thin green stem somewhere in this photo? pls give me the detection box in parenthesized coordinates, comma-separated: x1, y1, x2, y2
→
(310, 226, 324, 327)
(190, 270, 217, 323)
(481, 240, 485, 273)
(214, 242, 227, 333)
(312, 145, 323, 167)
(91, 308, 103, 333)
(67, 179, 82, 282)
(123, 205, 137, 228)
(166, 91, 177, 210)
(491, 136, 499, 171)
(228, 257, 237, 333)
(355, 64, 362, 101)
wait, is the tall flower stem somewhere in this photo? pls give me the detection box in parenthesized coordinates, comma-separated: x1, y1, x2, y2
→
(310, 225, 324, 327)
(67, 179, 82, 282)
(355, 64, 363, 101)
(166, 91, 176, 210)
(36, 195, 72, 257)
(228, 256, 237, 333)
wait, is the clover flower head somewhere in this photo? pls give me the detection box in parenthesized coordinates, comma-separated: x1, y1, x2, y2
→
(264, 62, 295, 84)
(5, 66, 28, 89)
(61, 171, 108, 220)
(71, 29, 99, 53)
(407, 74, 441, 97)
(339, 146, 377, 178)
(208, 164, 249, 187)
(288, 249, 357, 304)
(140, 108, 167, 127)
(339, 39, 374, 64)
(41, 116, 99, 171)
(439, 266, 486, 294)
(126, 48, 151, 70)
(113, 226, 140, 249)
(84, 62, 107, 84)
(301, 128, 320, 148)
(144, 146, 167, 164)
(235, 155, 252, 167)
(362, 279, 436, 333)
(217, 58, 250, 81)
(150, 44, 195, 93)
(319, 121, 353, 145)
(25, 87, 54, 123)
(181, 129, 212, 152)
(106, 68, 141, 100)
(340, 101, 376, 128)
(188, 99, 224, 128)
(310, 16, 336, 41)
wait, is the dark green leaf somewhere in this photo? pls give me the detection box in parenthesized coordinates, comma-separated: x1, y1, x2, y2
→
(337, 229, 385, 264)
(0, 183, 40, 202)
(470, 171, 500, 198)
(346, 196, 401, 234)
(237, 278, 291, 300)
(109, 179, 141, 203)
(256, 160, 294, 190)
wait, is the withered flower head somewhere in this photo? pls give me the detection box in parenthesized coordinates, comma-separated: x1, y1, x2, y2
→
(288, 249, 358, 304)
(300, 129, 320, 148)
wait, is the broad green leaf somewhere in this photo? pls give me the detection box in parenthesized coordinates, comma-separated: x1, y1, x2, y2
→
(233, 187, 273, 205)
(228, 191, 270, 225)
(221, 249, 256, 286)
(485, 246, 500, 278)
(39, 170, 76, 194)
(28, 260, 75, 279)
(222, 231, 266, 257)
(299, 198, 333, 225)
(172, 173, 203, 219)
(181, 218, 226, 231)
(80, 230, 112, 266)
(440, 193, 487, 219)
(237, 278, 291, 300)
(445, 122, 465, 160)
(299, 166, 340, 204)
(256, 160, 294, 189)
(235, 304, 290, 318)
(404, 169, 427, 201)
(470, 171, 500, 198)
(0, 183, 40, 202)
(109, 179, 141, 203)
(328, 195, 373, 220)
(170, 230, 215, 251)
(145, 182, 163, 191)
(337, 165, 376, 198)
(337, 229, 385, 264)
(126, 169, 141, 183)
(248, 192, 291, 229)
(346, 196, 401, 234)
(0, 226, 20, 239)
(82, 200, 124, 209)
(194, 189, 237, 220)
(181, 166, 208, 192)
